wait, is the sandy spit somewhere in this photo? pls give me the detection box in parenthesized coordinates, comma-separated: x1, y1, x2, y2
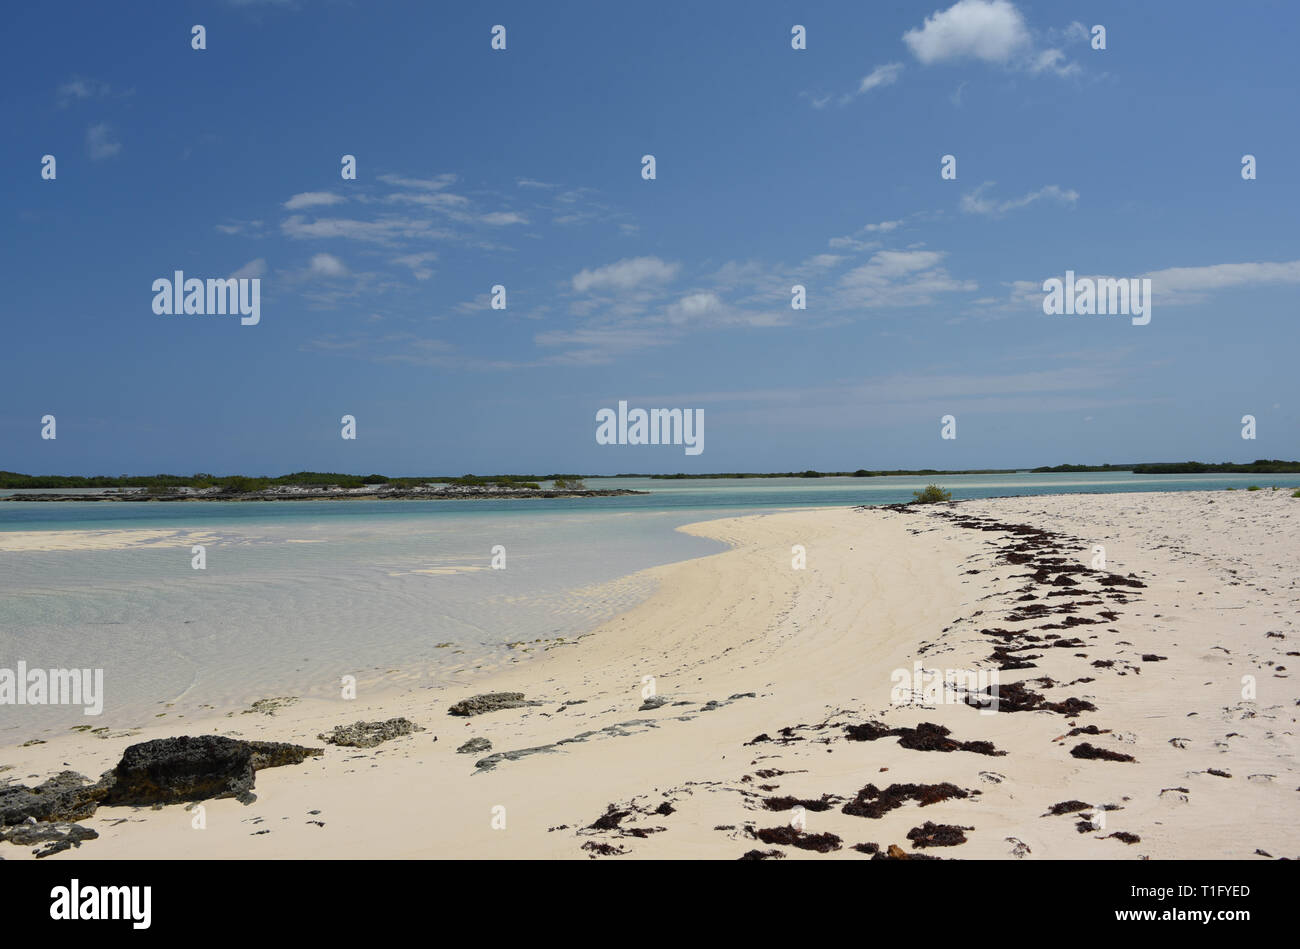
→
(2, 490, 1296, 860)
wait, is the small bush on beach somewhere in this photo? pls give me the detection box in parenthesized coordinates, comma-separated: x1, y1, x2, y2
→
(552, 476, 586, 490)
(1247, 485, 1261, 491)
(1292, 489, 1300, 498)
(910, 484, 952, 504)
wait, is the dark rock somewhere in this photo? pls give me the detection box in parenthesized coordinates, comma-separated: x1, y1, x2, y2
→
(98, 736, 322, 806)
(456, 737, 493, 754)
(448, 692, 541, 717)
(638, 696, 669, 711)
(0, 820, 99, 858)
(0, 771, 106, 825)
(318, 718, 424, 748)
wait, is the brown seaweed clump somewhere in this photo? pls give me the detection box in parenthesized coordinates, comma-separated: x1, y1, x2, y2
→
(907, 821, 973, 848)
(752, 826, 842, 852)
(841, 782, 970, 819)
(1070, 742, 1136, 763)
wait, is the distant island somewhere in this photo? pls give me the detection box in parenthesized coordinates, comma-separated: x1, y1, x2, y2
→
(637, 460, 1300, 478)
(0, 472, 643, 502)
(1029, 460, 1300, 474)
(4, 460, 1299, 502)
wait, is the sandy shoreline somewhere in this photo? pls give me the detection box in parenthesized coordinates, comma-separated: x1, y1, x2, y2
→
(3, 490, 1297, 860)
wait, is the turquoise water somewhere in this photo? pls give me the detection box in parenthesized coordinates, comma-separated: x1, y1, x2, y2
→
(5, 471, 1299, 529)
(2, 472, 1297, 737)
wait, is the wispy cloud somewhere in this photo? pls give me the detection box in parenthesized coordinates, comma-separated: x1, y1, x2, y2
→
(307, 252, 348, 278)
(1005, 258, 1300, 310)
(284, 192, 344, 210)
(961, 182, 1078, 216)
(377, 173, 457, 191)
(481, 211, 528, 226)
(86, 122, 121, 160)
(229, 258, 267, 280)
(858, 62, 905, 93)
(57, 76, 114, 107)
(572, 257, 679, 293)
(392, 252, 437, 281)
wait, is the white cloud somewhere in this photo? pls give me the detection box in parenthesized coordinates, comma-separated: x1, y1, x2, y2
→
(86, 123, 121, 160)
(1144, 260, 1300, 303)
(961, 182, 1078, 216)
(664, 292, 725, 325)
(904, 0, 1030, 65)
(308, 253, 348, 278)
(903, 0, 1079, 77)
(284, 192, 344, 210)
(572, 256, 679, 293)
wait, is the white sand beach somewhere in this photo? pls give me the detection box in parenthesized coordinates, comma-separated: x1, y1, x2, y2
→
(3, 490, 1297, 860)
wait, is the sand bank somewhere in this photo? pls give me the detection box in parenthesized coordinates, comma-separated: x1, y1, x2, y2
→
(3, 490, 1296, 859)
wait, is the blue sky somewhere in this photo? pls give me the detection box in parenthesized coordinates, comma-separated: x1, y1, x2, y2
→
(3, 0, 1297, 475)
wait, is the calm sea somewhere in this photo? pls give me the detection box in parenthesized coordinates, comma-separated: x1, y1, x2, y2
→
(2, 472, 1296, 737)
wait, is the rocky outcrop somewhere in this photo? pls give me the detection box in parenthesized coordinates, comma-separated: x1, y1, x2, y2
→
(96, 736, 322, 806)
(0, 771, 106, 825)
(456, 737, 492, 754)
(0, 820, 99, 858)
(317, 718, 424, 748)
(448, 692, 541, 717)
(1, 736, 323, 858)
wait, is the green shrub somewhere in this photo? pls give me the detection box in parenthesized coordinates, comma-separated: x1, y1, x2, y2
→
(552, 477, 586, 490)
(1292, 489, 1300, 498)
(1247, 485, 1261, 491)
(219, 476, 268, 494)
(910, 484, 952, 504)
